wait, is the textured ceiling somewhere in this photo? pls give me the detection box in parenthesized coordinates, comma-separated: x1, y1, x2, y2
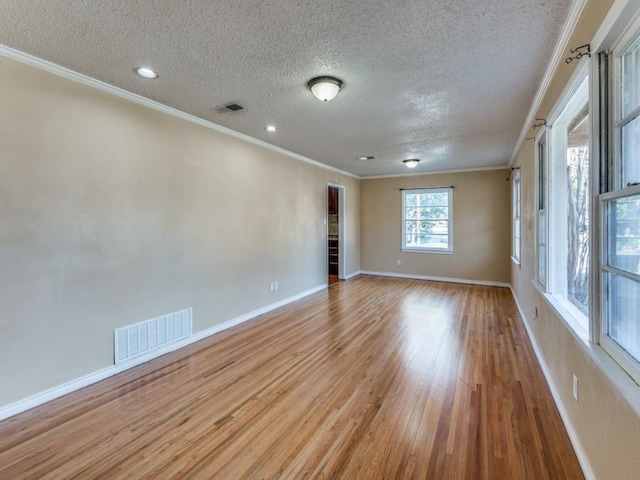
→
(0, 0, 573, 177)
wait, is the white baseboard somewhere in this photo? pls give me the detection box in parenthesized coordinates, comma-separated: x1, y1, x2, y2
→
(0, 366, 117, 422)
(190, 283, 328, 344)
(508, 286, 594, 480)
(360, 270, 510, 288)
(343, 270, 361, 280)
(0, 277, 593, 480)
(0, 283, 327, 422)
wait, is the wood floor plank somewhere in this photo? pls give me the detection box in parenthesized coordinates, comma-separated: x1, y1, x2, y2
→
(0, 276, 584, 479)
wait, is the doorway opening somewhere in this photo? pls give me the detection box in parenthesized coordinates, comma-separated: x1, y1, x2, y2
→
(327, 184, 345, 284)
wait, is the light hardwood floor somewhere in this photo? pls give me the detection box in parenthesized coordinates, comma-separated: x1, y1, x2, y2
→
(0, 276, 584, 479)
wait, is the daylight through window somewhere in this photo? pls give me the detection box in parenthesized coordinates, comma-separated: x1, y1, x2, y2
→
(402, 188, 453, 253)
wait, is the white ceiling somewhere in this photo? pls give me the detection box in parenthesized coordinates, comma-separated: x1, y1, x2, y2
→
(0, 0, 573, 177)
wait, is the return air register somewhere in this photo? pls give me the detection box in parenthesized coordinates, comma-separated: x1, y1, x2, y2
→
(211, 102, 245, 114)
(114, 308, 192, 364)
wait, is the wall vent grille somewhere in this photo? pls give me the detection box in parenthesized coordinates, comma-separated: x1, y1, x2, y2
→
(114, 308, 192, 364)
(211, 102, 245, 114)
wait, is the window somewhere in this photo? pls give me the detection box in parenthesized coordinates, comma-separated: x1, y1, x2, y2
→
(536, 130, 548, 288)
(512, 170, 521, 264)
(599, 29, 640, 381)
(534, 5, 640, 385)
(548, 74, 590, 330)
(402, 188, 452, 253)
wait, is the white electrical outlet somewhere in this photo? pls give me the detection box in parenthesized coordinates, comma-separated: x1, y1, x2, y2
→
(274, 281, 278, 290)
(396, 259, 401, 266)
(573, 374, 579, 401)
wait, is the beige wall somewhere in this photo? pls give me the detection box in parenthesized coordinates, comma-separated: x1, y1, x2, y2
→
(511, 1, 640, 479)
(360, 170, 510, 284)
(0, 55, 360, 407)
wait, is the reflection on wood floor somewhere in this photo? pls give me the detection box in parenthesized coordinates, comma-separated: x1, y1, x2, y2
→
(0, 275, 584, 479)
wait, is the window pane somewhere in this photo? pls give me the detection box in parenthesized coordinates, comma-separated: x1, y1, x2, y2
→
(608, 193, 640, 275)
(419, 192, 448, 206)
(405, 233, 448, 249)
(413, 206, 448, 219)
(566, 112, 590, 312)
(538, 211, 547, 245)
(405, 221, 419, 234)
(622, 114, 640, 186)
(538, 143, 546, 210)
(538, 210, 547, 285)
(539, 245, 547, 285)
(403, 189, 452, 251)
(423, 220, 448, 234)
(622, 35, 640, 117)
(514, 217, 521, 259)
(607, 273, 640, 361)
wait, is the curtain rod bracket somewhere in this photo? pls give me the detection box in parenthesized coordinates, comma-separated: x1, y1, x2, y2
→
(532, 118, 547, 129)
(566, 44, 591, 64)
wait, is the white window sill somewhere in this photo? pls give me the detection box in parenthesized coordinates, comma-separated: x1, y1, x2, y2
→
(532, 281, 589, 343)
(530, 280, 640, 416)
(402, 248, 453, 255)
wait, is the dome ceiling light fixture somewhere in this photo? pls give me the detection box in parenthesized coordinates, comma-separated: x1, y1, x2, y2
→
(403, 159, 420, 168)
(307, 76, 344, 102)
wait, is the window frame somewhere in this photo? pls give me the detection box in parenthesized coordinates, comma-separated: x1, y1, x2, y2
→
(597, 17, 640, 384)
(511, 170, 522, 265)
(401, 187, 453, 254)
(546, 68, 591, 335)
(535, 128, 549, 289)
(599, 185, 640, 383)
(529, 0, 640, 409)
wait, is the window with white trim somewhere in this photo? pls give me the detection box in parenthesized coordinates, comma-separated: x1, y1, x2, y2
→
(548, 73, 590, 330)
(599, 27, 640, 381)
(536, 130, 548, 288)
(512, 170, 521, 264)
(402, 188, 453, 253)
(534, 3, 640, 385)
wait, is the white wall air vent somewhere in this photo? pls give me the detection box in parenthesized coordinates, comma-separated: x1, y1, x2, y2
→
(114, 308, 192, 364)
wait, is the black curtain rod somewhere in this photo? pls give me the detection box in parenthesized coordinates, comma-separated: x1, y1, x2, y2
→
(399, 186, 454, 191)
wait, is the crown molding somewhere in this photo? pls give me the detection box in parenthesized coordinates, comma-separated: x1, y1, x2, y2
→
(509, 0, 588, 166)
(0, 44, 360, 180)
(362, 165, 508, 180)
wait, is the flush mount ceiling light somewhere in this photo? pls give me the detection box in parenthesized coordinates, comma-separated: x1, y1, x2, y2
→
(307, 76, 344, 102)
(403, 159, 420, 168)
(134, 67, 158, 79)
(265, 125, 277, 132)
(358, 156, 375, 161)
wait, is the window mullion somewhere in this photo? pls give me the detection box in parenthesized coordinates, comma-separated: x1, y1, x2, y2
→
(602, 264, 640, 283)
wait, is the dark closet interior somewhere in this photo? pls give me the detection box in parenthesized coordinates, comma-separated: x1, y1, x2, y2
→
(328, 187, 339, 284)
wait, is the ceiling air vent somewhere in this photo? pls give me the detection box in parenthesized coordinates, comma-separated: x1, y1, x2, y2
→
(212, 102, 245, 114)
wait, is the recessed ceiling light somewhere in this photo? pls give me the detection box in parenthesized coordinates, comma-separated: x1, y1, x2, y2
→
(134, 67, 158, 79)
(265, 125, 277, 132)
(403, 159, 420, 168)
(358, 156, 375, 161)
